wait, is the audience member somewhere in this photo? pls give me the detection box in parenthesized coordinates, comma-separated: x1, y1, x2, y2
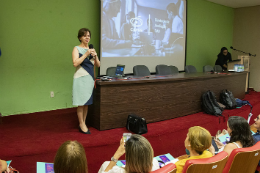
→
(54, 140, 88, 173)
(213, 116, 254, 156)
(0, 159, 13, 173)
(253, 114, 260, 143)
(175, 126, 212, 173)
(252, 114, 260, 172)
(0, 159, 8, 172)
(98, 134, 159, 173)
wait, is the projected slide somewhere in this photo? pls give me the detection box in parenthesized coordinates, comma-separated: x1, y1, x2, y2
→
(100, 0, 186, 75)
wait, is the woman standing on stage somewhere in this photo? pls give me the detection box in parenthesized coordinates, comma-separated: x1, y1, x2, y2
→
(215, 47, 232, 70)
(72, 28, 100, 134)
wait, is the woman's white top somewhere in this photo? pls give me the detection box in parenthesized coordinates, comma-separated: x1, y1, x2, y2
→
(218, 142, 241, 152)
(98, 158, 160, 173)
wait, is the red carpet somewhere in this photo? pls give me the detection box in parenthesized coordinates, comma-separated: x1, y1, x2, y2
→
(1, 91, 260, 173)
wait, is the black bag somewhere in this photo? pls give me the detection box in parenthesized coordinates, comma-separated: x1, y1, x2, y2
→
(126, 114, 148, 134)
(202, 90, 223, 117)
(220, 90, 237, 109)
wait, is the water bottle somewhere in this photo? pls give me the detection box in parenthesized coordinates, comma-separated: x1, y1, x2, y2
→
(234, 64, 238, 72)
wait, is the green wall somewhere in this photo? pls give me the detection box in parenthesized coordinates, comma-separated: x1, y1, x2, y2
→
(0, 0, 234, 116)
(186, 0, 234, 68)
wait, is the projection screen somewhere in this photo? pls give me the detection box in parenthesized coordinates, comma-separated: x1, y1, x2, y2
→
(100, 0, 186, 75)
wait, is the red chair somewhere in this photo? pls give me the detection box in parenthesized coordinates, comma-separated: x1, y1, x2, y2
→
(151, 163, 177, 173)
(223, 141, 260, 173)
(256, 165, 260, 172)
(182, 151, 228, 173)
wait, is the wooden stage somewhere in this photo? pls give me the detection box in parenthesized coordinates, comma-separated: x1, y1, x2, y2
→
(88, 72, 247, 130)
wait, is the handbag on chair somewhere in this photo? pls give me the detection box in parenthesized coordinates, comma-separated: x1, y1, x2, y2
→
(126, 114, 148, 135)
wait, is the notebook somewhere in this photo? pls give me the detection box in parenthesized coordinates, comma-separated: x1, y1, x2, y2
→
(116, 153, 176, 167)
(37, 162, 54, 173)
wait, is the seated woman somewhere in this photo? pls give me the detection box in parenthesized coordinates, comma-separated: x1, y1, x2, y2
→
(54, 140, 88, 173)
(175, 126, 212, 173)
(0, 159, 8, 172)
(98, 134, 159, 173)
(253, 114, 260, 143)
(252, 114, 260, 172)
(213, 116, 254, 156)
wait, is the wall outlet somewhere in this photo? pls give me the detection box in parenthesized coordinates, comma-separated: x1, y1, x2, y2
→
(50, 91, 54, 97)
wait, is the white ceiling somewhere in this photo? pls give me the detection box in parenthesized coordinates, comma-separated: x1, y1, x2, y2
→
(207, 0, 260, 8)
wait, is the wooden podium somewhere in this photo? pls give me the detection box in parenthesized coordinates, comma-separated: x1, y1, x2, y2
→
(228, 55, 250, 92)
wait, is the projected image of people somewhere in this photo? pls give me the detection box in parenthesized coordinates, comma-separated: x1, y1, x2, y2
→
(102, 0, 133, 49)
(121, 11, 135, 40)
(101, 0, 186, 59)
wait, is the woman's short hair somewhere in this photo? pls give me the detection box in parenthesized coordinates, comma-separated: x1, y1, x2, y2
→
(188, 126, 212, 155)
(125, 134, 153, 173)
(228, 116, 254, 147)
(78, 28, 91, 42)
(54, 140, 88, 173)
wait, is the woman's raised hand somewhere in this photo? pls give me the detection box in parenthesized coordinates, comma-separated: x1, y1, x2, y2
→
(214, 139, 225, 149)
(113, 138, 126, 160)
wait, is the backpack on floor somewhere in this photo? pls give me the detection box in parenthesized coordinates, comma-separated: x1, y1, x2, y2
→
(235, 98, 252, 108)
(220, 90, 237, 109)
(235, 98, 253, 122)
(202, 90, 223, 116)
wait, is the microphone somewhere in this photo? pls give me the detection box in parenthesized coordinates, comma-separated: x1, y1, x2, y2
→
(89, 44, 94, 60)
(89, 44, 94, 49)
(230, 46, 256, 57)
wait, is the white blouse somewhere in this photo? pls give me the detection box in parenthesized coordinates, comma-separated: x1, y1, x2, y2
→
(98, 158, 160, 173)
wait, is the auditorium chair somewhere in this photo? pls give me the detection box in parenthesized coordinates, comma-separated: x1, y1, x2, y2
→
(203, 65, 214, 72)
(150, 163, 176, 173)
(185, 65, 197, 73)
(222, 141, 260, 173)
(213, 65, 222, 72)
(169, 65, 179, 74)
(256, 165, 260, 173)
(156, 65, 172, 75)
(182, 151, 228, 173)
(133, 65, 150, 77)
(106, 67, 117, 77)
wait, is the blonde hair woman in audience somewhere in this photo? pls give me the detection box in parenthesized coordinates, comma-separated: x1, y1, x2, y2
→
(98, 134, 159, 173)
(175, 126, 212, 173)
(54, 140, 88, 173)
